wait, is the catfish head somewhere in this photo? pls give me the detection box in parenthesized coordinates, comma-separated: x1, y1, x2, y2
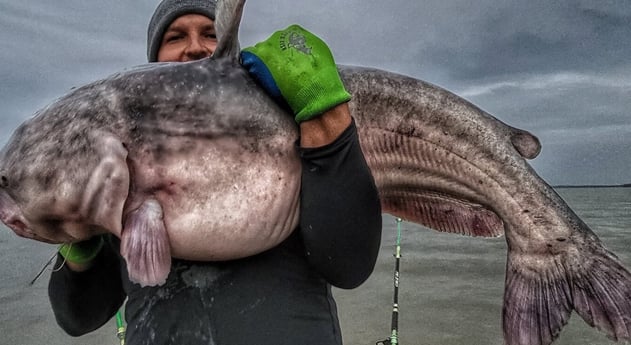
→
(0, 108, 130, 244)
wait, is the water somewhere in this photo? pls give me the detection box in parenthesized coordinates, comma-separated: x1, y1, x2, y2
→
(336, 187, 631, 345)
(0, 187, 629, 345)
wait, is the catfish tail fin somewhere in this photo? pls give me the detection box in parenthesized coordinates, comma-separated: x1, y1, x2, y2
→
(571, 246, 631, 341)
(503, 244, 631, 345)
(503, 254, 573, 345)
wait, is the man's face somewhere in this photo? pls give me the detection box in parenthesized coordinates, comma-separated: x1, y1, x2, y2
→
(157, 14, 217, 62)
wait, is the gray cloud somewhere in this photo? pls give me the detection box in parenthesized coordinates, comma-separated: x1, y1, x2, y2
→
(0, 0, 629, 185)
(425, 1, 631, 81)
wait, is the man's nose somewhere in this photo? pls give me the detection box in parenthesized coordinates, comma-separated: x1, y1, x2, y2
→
(185, 38, 212, 60)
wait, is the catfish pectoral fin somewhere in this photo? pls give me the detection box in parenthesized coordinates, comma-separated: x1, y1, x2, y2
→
(121, 199, 171, 287)
(80, 132, 129, 235)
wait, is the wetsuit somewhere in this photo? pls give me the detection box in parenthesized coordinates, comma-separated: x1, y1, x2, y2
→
(48, 120, 382, 345)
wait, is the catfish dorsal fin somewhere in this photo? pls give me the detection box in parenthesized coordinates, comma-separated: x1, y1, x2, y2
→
(212, 0, 245, 60)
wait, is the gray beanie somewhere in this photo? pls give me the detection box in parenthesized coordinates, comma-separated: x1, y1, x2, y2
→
(147, 0, 217, 62)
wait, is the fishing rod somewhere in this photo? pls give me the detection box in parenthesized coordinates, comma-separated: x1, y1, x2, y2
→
(116, 309, 126, 345)
(29, 251, 58, 286)
(29, 253, 127, 344)
(27, 248, 127, 344)
(377, 217, 403, 345)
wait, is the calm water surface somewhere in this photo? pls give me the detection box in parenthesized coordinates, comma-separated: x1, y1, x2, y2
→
(336, 187, 631, 345)
(0, 187, 629, 345)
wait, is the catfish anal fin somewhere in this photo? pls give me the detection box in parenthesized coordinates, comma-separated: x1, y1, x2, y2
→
(382, 189, 504, 237)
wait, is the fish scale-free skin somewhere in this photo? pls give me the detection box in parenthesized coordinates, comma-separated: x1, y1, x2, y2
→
(340, 66, 631, 344)
(0, 57, 302, 278)
(1, 0, 630, 343)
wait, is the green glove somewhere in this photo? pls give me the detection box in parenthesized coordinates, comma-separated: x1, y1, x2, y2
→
(241, 25, 351, 123)
(58, 236, 104, 264)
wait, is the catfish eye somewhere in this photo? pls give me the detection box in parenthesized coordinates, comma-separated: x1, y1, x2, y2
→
(0, 176, 7, 187)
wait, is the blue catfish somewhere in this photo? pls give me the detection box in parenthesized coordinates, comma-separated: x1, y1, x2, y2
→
(0, 0, 630, 344)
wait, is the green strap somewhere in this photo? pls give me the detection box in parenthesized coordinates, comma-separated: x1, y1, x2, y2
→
(58, 236, 104, 264)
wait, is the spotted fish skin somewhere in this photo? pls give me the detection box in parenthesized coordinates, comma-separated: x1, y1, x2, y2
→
(341, 66, 631, 345)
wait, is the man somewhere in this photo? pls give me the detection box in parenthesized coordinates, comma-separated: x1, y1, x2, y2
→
(48, 1, 382, 344)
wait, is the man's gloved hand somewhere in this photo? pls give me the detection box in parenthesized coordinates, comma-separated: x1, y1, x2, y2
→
(58, 236, 104, 264)
(241, 25, 351, 123)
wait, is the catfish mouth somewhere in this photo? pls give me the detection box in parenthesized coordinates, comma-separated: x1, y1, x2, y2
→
(27, 231, 77, 245)
(2, 217, 32, 239)
(6, 221, 50, 243)
(30, 234, 60, 244)
(3, 216, 81, 244)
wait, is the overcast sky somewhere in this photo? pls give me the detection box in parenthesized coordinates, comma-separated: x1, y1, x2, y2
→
(0, 0, 629, 185)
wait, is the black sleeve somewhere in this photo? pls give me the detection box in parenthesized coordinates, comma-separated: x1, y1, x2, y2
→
(48, 236, 126, 336)
(298, 118, 382, 289)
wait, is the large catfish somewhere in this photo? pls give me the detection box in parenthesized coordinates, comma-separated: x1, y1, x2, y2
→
(0, 0, 629, 344)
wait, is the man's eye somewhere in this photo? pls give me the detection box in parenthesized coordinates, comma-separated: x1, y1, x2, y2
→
(204, 32, 217, 39)
(165, 34, 183, 43)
